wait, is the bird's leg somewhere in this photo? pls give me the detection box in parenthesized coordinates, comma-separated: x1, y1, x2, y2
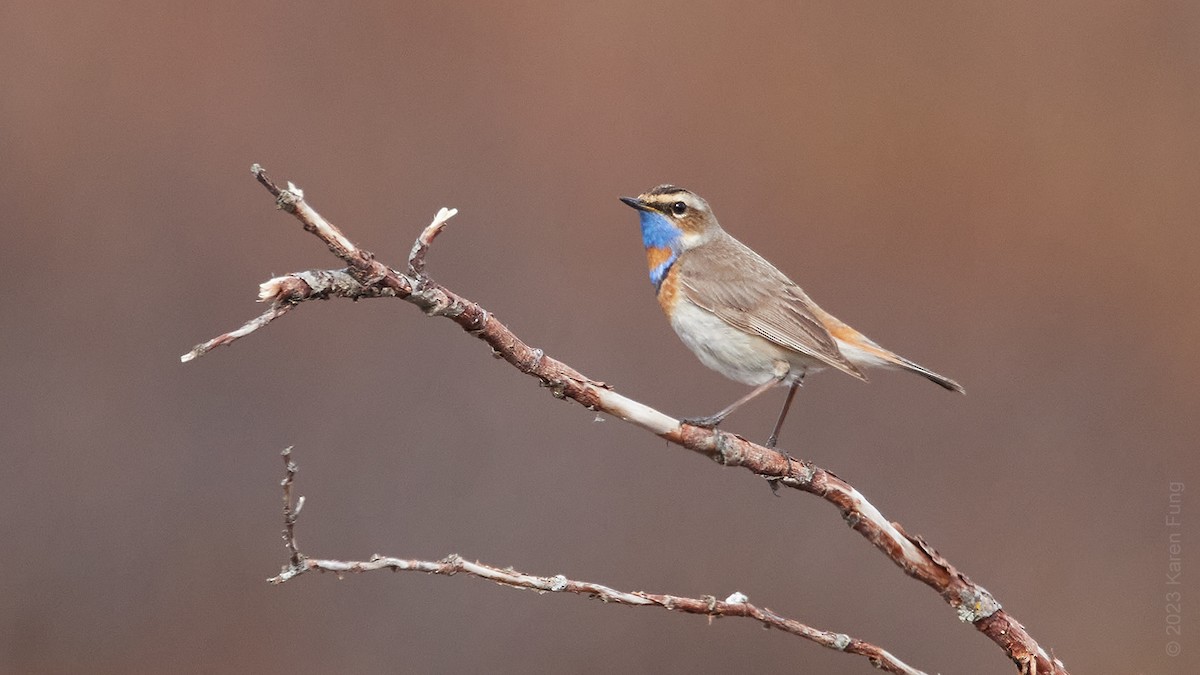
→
(681, 371, 784, 429)
(765, 380, 801, 449)
(767, 370, 803, 497)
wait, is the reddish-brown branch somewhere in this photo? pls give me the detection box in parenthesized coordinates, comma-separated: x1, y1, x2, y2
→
(185, 166, 1069, 675)
(270, 448, 926, 675)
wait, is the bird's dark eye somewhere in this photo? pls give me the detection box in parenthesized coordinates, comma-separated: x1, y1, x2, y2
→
(671, 201, 687, 216)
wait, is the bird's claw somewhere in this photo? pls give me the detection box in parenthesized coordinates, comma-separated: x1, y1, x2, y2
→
(682, 414, 725, 429)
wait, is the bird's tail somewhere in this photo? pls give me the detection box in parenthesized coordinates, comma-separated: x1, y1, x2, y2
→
(826, 319, 965, 393)
(889, 353, 965, 393)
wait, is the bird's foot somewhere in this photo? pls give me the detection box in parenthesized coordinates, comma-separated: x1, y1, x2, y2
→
(681, 414, 725, 429)
(767, 454, 795, 497)
(765, 437, 794, 498)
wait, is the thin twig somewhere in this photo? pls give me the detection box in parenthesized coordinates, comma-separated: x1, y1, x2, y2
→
(181, 302, 295, 362)
(269, 449, 926, 675)
(408, 207, 457, 279)
(279, 446, 304, 569)
(185, 166, 1069, 675)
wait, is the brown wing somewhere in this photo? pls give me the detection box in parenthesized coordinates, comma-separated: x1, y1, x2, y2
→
(676, 235, 866, 380)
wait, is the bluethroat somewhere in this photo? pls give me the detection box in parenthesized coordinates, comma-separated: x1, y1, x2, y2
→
(621, 185, 963, 449)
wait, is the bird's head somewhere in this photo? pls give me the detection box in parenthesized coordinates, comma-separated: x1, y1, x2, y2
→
(620, 185, 722, 289)
(620, 185, 721, 253)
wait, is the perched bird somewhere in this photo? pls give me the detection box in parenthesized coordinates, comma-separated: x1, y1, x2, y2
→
(620, 185, 963, 448)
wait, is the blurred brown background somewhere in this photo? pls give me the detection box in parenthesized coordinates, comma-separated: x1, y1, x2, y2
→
(2, 2, 1197, 673)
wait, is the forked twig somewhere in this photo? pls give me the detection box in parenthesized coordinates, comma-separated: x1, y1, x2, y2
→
(270, 448, 926, 675)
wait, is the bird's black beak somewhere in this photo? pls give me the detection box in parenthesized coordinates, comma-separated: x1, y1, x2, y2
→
(620, 196, 653, 212)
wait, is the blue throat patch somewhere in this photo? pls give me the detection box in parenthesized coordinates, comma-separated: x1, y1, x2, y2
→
(639, 211, 681, 287)
(639, 210, 681, 248)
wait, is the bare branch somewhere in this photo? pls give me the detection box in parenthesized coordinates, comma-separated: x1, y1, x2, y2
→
(187, 167, 1069, 675)
(408, 207, 458, 279)
(179, 269, 401, 361)
(181, 301, 296, 362)
(270, 448, 927, 675)
(250, 163, 406, 293)
(278, 446, 304, 569)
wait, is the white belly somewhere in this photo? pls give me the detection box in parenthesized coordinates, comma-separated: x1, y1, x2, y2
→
(669, 300, 821, 386)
